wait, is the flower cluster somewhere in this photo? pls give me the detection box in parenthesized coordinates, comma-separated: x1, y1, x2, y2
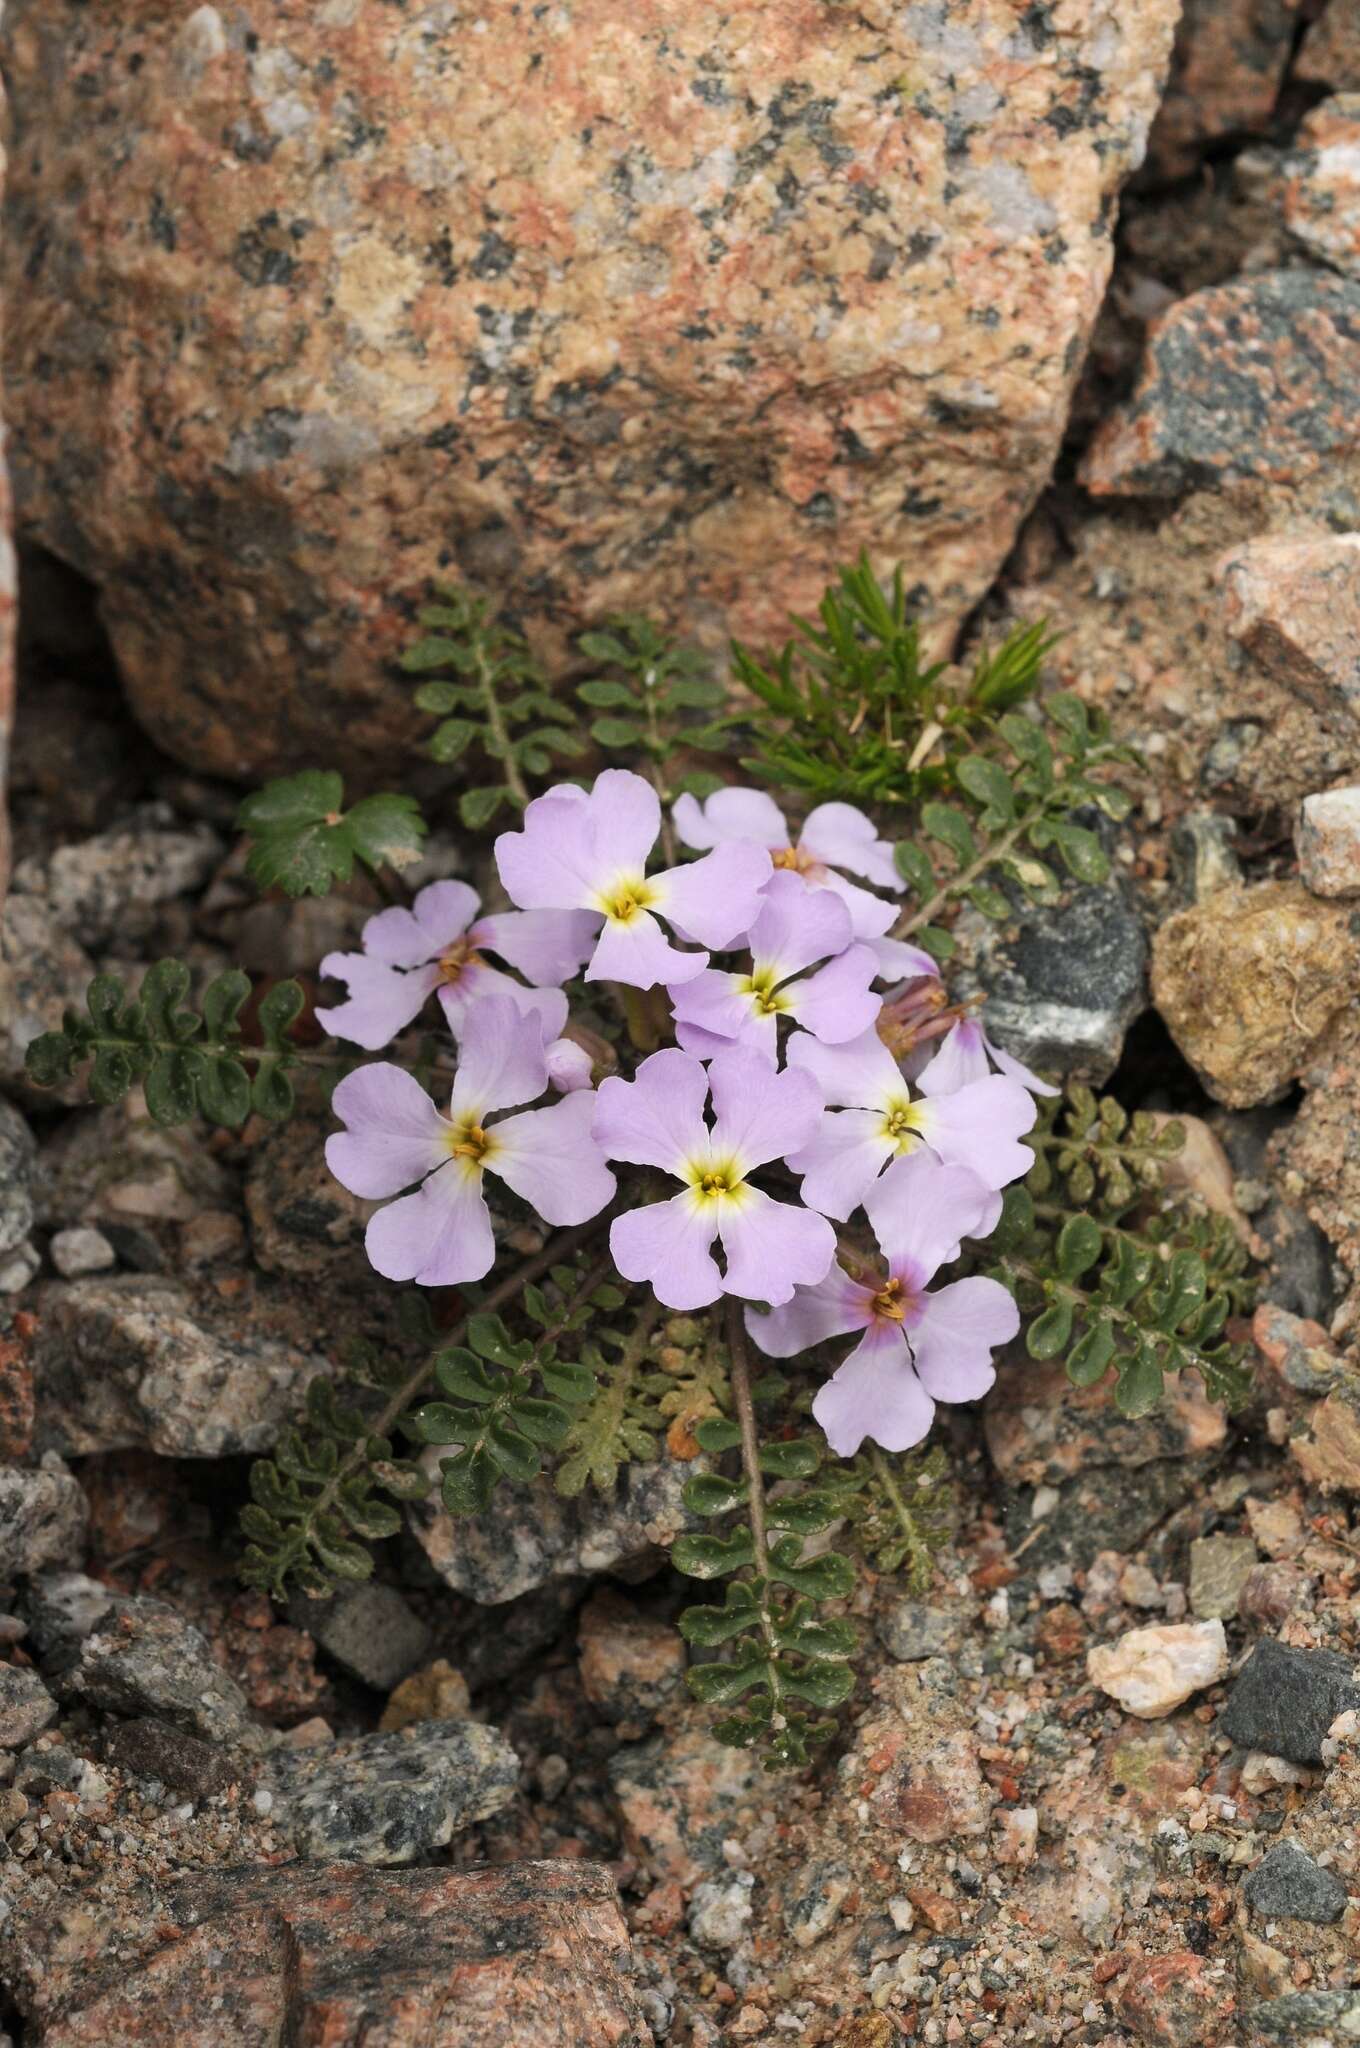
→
(323, 770, 1050, 1456)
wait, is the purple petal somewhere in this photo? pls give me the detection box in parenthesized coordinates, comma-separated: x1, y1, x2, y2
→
(985, 1031, 1061, 1098)
(365, 1159, 495, 1286)
(868, 933, 941, 982)
(545, 1036, 595, 1093)
(653, 841, 774, 950)
(912, 1075, 1037, 1189)
(587, 767, 661, 879)
(587, 908, 706, 988)
(910, 1276, 1018, 1401)
(495, 787, 600, 910)
(717, 1187, 836, 1304)
(787, 1025, 904, 1112)
(316, 957, 441, 1051)
(708, 1046, 824, 1170)
(918, 1018, 991, 1097)
(436, 966, 568, 1041)
(448, 996, 549, 1121)
(863, 1150, 998, 1283)
(490, 1091, 617, 1225)
(591, 1047, 709, 1172)
(746, 871, 851, 980)
(745, 1270, 874, 1358)
(410, 880, 482, 950)
(326, 1062, 451, 1197)
(668, 969, 756, 1047)
(788, 946, 882, 1044)
(610, 1194, 722, 1310)
(475, 908, 601, 985)
(800, 802, 902, 891)
(812, 1322, 934, 1456)
(786, 1109, 895, 1220)
(353, 904, 439, 970)
(816, 870, 898, 942)
(672, 786, 788, 854)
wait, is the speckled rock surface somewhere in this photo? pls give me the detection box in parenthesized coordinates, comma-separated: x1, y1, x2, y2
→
(1150, 881, 1360, 1108)
(1082, 272, 1360, 497)
(1219, 1638, 1360, 1765)
(60, 1594, 255, 1748)
(1217, 532, 1360, 726)
(1298, 786, 1360, 897)
(0, 1460, 89, 1579)
(0, 1098, 36, 1258)
(1, 0, 1178, 780)
(1145, 0, 1298, 183)
(11, 813, 222, 949)
(263, 1717, 519, 1865)
(1283, 96, 1360, 276)
(1296, 0, 1360, 90)
(0, 893, 96, 1102)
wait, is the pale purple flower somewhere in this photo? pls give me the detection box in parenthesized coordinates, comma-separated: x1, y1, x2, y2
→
(919, 1016, 1059, 1099)
(496, 771, 772, 989)
(672, 786, 935, 981)
(785, 1025, 1037, 1221)
(668, 871, 881, 1059)
(325, 995, 615, 1286)
(316, 879, 597, 1052)
(590, 1046, 836, 1311)
(747, 1149, 1019, 1455)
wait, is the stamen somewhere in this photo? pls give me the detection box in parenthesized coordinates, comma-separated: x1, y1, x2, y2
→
(871, 1279, 907, 1322)
(438, 938, 480, 985)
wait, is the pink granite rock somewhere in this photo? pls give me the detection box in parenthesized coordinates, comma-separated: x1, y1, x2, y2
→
(1284, 95, 1360, 275)
(1215, 532, 1360, 723)
(1297, 786, 1360, 898)
(1296, 0, 1360, 91)
(1145, 0, 1299, 183)
(1, 0, 1177, 781)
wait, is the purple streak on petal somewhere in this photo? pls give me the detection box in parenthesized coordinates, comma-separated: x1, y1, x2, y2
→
(812, 1321, 933, 1456)
(490, 1091, 616, 1225)
(911, 1075, 1037, 1188)
(436, 966, 568, 1041)
(745, 1269, 874, 1358)
(587, 909, 706, 988)
(591, 1047, 709, 1172)
(668, 969, 756, 1047)
(316, 957, 442, 1051)
(475, 908, 601, 985)
(789, 946, 882, 1044)
(672, 786, 788, 854)
(786, 1109, 896, 1220)
(494, 788, 601, 910)
(365, 1158, 496, 1286)
(448, 995, 549, 1121)
(653, 841, 774, 950)
(786, 1024, 904, 1111)
(863, 1150, 997, 1281)
(800, 802, 902, 891)
(909, 1275, 1018, 1401)
(610, 1194, 722, 1310)
(325, 1061, 451, 1197)
(545, 1036, 595, 1094)
(588, 767, 661, 877)
(985, 1032, 1061, 1097)
(708, 1046, 824, 1170)
(746, 870, 851, 980)
(717, 1187, 836, 1304)
(917, 1018, 991, 1097)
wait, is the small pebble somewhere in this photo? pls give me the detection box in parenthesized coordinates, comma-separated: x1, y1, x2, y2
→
(49, 1227, 117, 1278)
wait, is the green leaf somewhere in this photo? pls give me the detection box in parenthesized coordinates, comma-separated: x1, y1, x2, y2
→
(433, 1349, 502, 1403)
(917, 925, 956, 963)
(757, 1439, 821, 1480)
(201, 969, 251, 1043)
(405, 1402, 474, 1445)
(251, 1057, 295, 1121)
(459, 785, 507, 830)
(894, 842, 935, 895)
(1047, 821, 1109, 884)
(238, 774, 424, 898)
(1067, 1320, 1116, 1387)
(590, 716, 644, 749)
(426, 718, 478, 763)
(683, 1472, 749, 1516)
(1115, 1342, 1164, 1418)
(1027, 1298, 1074, 1360)
(687, 1651, 772, 1706)
(921, 803, 978, 867)
(672, 1529, 757, 1579)
(679, 1584, 760, 1647)
(577, 678, 637, 708)
(1055, 1215, 1103, 1283)
(257, 980, 304, 1049)
(466, 1313, 528, 1367)
(144, 1048, 203, 1126)
(955, 755, 1016, 822)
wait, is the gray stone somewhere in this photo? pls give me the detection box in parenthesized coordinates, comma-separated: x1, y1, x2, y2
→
(62, 1594, 255, 1747)
(0, 1100, 35, 1258)
(0, 893, 96, 1102)
(22, 1570, 115, 1659)
(409, 1451, 697, 1603)
(952, 877, 1148, 1086)
(1220, 1639, 1360, 1765)
(875, 1601, 962, 1663)
(36, 1100, 235, 1231)
(48, 1227, 115, 1279)
(783, 1858, 854, 1948)
(687, 1872, 754, 1950)
(1170, 809, 1242, 907)
(264, 1718, 519, 1865)
(103, 1717, 250, 1802)
(0, 1665, 57, 1746)
(1244, 1988, 1360, 2044)
(11, 809, 222, 949)
(1189, 1535, 1259, 1622)
(0, 1242, 39, 1295)
(244, 1112, 375, 1279)
(31, 1275, 321, 1458)
(290, 1582, 432, 1693)
(0, 1461, 88, 1579)
(1243, 1841, 1349, 1925)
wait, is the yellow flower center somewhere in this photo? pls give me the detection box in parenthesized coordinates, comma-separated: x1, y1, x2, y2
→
(445, 1118, 494, 1166)
(737, 965, 793, 1017)
(772, 843, 814, 873)
(597, 875, 656, 924)
(870, 1278, 908, 1322)
(437, 938, 481, 985)
(880, 1098, 923, 1154)
(684, 1156, 748, 1207)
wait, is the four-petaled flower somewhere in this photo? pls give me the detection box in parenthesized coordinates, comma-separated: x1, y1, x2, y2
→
(316, 879, 597, 1051)
(747, 1149, 1020, 1454)
(591, 1046, 836, 1310)
(496, 770, 772, 988)
(786, 1025, 1038, 1220)
(921, 1014, 1059, 1098)
(668, 871, 881, 1059)
(325, 995, 615, 1286)
(672, 786, 936, 981)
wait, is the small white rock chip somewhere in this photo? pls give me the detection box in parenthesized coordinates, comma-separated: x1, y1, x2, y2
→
(50, 1227, 116, 1279)
(1087, 1619, 1228, 1719)
(1297, 786, 1360, 897)
(993, 1806, 1038, 1866)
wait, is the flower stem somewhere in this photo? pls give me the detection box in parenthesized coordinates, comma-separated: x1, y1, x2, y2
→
(473, 637, 529, 808)
(726, 1298, 786, 1727)
(868, 1444, 934, 1588)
